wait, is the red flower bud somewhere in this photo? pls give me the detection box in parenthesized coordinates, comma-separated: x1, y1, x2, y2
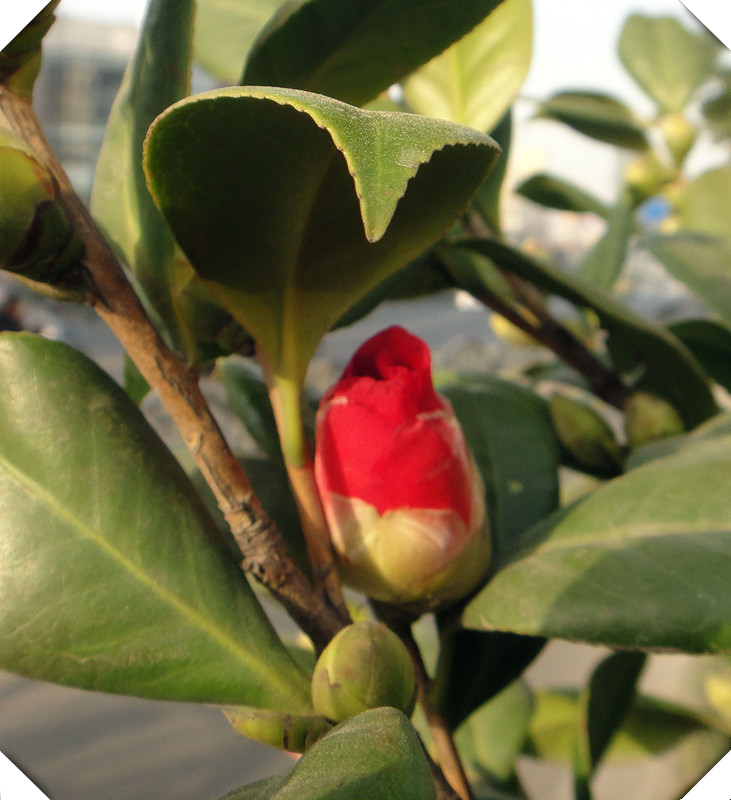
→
(315, 326, 491, 609)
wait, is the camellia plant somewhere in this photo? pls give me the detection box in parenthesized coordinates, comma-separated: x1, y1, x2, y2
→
(1, 1, 731, 799)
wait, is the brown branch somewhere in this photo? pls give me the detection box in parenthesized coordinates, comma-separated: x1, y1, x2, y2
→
(473, 278, 631, 410)
(461, 212, 631, 410)
(0, 87, 346, 652)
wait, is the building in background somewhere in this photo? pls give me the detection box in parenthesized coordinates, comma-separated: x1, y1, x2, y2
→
(34, 15, 137, 204)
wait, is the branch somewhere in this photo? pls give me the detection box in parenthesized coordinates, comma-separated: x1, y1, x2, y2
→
(0, 87, 346, 652)
(473, 276, 631, 410)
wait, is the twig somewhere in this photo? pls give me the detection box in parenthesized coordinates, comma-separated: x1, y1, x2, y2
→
(471, 279, 631, 409)
(0, 87, 346, 652)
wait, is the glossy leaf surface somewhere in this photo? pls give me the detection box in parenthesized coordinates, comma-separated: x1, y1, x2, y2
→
(463, 435, 731, 652)
(0, 333, 311, 710)
(457, 239, 717, 427)
(242, 0, 506, 106)
(537, 91, 648, 150)
(618, 14, 715, 112)
(403, 0, 531, 133)
(219, 708, 436, 799)
(144, 86, 499, 395)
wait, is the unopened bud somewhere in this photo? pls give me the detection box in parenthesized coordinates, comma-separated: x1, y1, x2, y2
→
(550, 393, 623, 473)
(311, 621, 416, 724)
(624, 392, 684, 449)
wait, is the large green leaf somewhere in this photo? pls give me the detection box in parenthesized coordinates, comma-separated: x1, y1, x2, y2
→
(92, 0, 245, 364)
(0, 333, 311, 710)
(194, 0, 287, 84)
(536, 91, 649, 151)
(462, 435, 731, 653)
(456, 239, 717, 428)
(438, 375, 560, 562)
(144, 87, 499, 459)
(402, 0, 531, 133)
(219, 708, 436, 800)
(241, 0, 507, 107)
(646, 232, 731, 324)
(676, 166, 731, 243)
(516, 172, 609, 218)
(618, 14, 715, 113)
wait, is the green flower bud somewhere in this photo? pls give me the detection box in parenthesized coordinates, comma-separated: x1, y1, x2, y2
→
(659, 112, 696, 166)
(311, 622, 416, 723)
(549, 393, 623, 474)
(625, 151, 676, 203)
(624, 392, 685, 449)
(0, 129, 85, 291)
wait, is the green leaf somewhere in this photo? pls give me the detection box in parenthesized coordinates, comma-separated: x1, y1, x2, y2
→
(455, 680, 533, 786)
(463, 435, 731, 653)
(528, 689, 727, 762)
(242, 0, 507, 107)
(456, 239, 717, 428)
(646, 232, 731, 324)
(144, 87, 499, 460)
(578, 188, 636, 291)
(516, 173, 609, 218)
(218, 708, 436, 800)
(618, 14, 715, 113)
(92, 0, 244, 364)
(438, 375, 561, 562)
(669, 319, 731, 394)
(431, 627, 544, 730)
(573, 651, 646, 796)
(194, 0, 287, 84)
(676, 166, 731, 243)
(0, 333, 311, 711)
(402, 0, 531, 133)
(536, 91, 649, 151)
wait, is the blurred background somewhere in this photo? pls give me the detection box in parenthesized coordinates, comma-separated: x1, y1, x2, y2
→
(0, 1, 729, 799)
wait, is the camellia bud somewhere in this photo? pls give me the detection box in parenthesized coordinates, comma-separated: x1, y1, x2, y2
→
(314, 326, 491, 609)
(549, 393, 623, 474)
(624, 391, 685, 449)
(659, 112, 696, 166)
(311, 621, 416, 723)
